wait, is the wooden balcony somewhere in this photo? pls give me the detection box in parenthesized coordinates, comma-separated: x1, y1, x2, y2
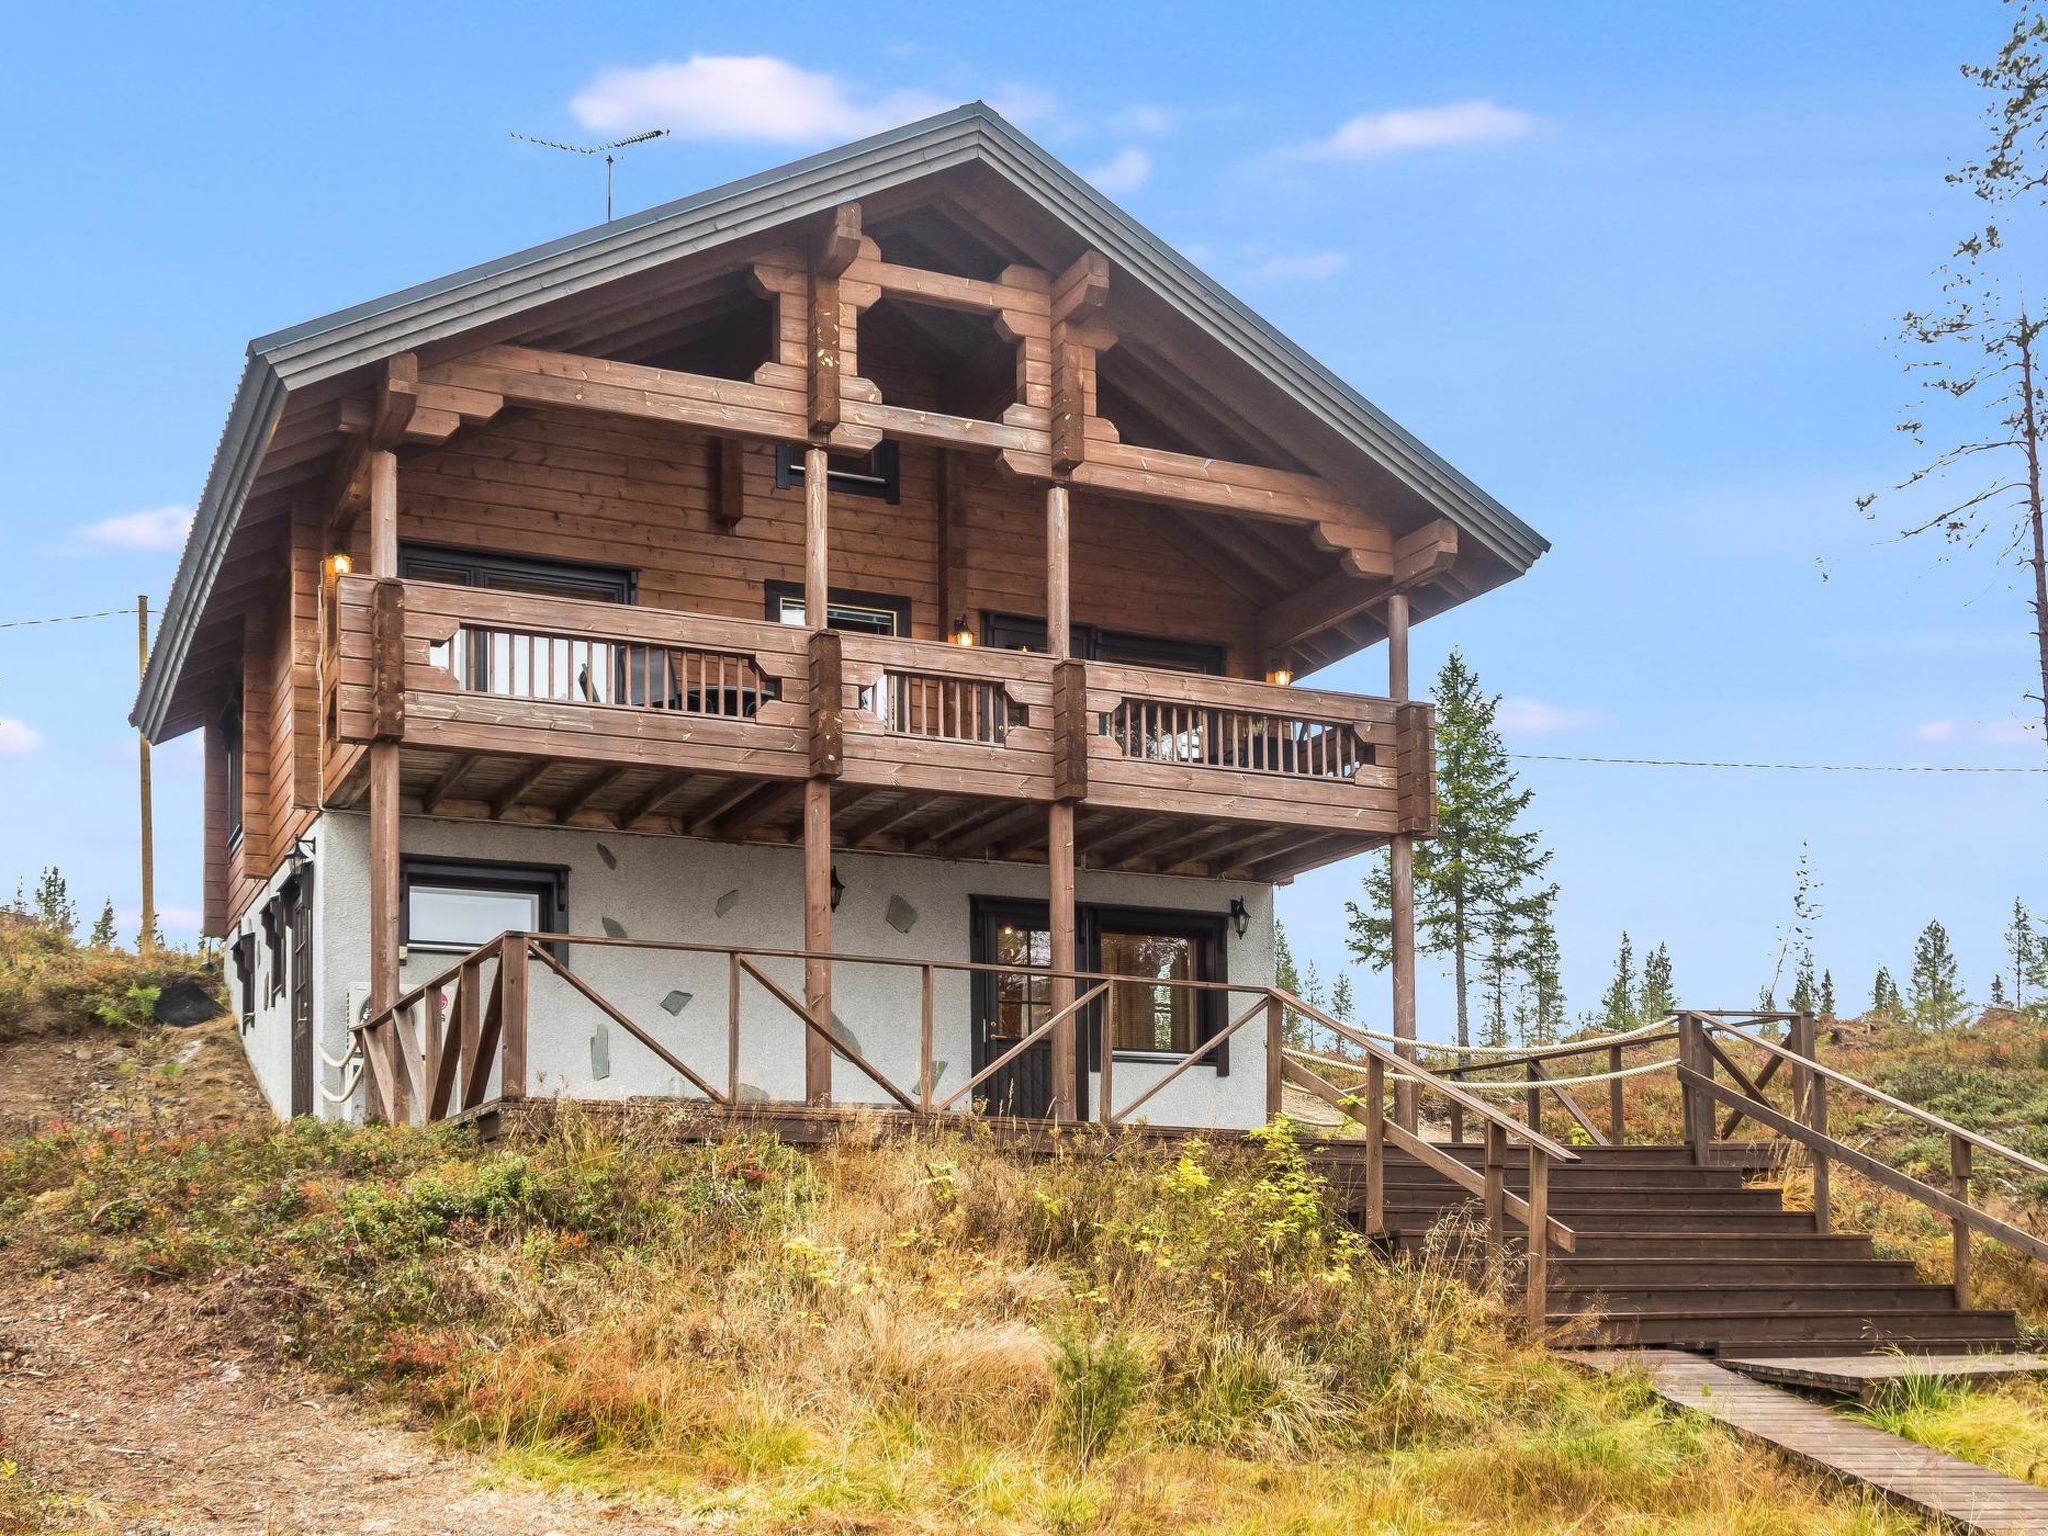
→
(325, 574, 1432, 880)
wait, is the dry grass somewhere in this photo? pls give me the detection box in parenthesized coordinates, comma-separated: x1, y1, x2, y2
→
(1849, 1368, 2048, 1489)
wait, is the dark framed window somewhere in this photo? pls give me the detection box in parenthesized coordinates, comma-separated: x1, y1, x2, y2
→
(982, 613, 1225, 675)
(401, 857, 567, 958)
(970, 899, 1230, 1075)
(220, 702, 244, 851)
(399, 544, 637, 604)
(232, 932, 256, 1034)
(260, 897, 285, 1003)
(774, 440, 901, 504)
(763, 580, 910, 636)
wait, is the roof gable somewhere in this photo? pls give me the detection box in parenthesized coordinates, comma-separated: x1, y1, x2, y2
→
(135, 102, 1545, 738)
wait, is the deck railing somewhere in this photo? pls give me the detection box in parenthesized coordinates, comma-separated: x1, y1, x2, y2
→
(350, 931, 1574, 1329)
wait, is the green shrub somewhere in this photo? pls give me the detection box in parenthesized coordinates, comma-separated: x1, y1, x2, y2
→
(1050, 1327, 1147, 1467)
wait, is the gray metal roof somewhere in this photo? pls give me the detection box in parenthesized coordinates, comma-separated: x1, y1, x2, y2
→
(134, 101, 1547, 738)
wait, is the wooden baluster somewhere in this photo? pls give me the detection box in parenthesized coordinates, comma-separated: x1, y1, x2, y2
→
(1099, 983, 1115, 1126)
(1951, 1132, 1973, 1308)
(1608, 1042, 1625, 1144)
(919, 964, 935, 1114)
(1264, 995, 1284, 1121)
(1484, 1120, 1508, 1257)
(1525, 1058, 1542, 1137)
(1526, 1145, 1551, 1338)
(499, 935, 528, 1100)
(1810, 1052, 1831, 1233)
(727, 950, 742, 1104)
(1364, 1054, 1385, 1233)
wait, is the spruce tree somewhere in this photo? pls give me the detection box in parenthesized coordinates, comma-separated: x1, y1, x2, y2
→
(1639, 942, 1676, 1022)
(1274, 922, 1302, 996)
(1871, 966, 1904, 1020)
(1522, 896, 1565, 1047)
(1300, 959, 1326, 1011)
(1790, 955, 1819, 1016)
(1346, 651, 1554, 1049)
(1479, 907, 1515, 1051)
(1329, 971, 1355, 1024)
(1819, 969, 1837, 1022)
(87, 901, 117, 949)
(1908, 920, 1970, 1030)
(2005, 899, 2047, 1011)
(32, 868, 74, 940)
(1598, 932, 1638, 1033)
(1992, 972, 2012, 1008)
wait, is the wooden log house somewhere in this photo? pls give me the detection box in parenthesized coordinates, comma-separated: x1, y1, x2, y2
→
(134, 105, 1547, 1127)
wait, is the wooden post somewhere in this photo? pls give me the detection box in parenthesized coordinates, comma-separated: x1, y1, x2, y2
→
(918, 964, 935, 1114)
(367, 449, 401, 1018)
(1098, 976, 1115, 1126)
(727, 950, 743, 1104)
(498, 934, 528, 1099)
(802, 445, 834, 1105)
(1526, 1145, 1551, 1338)
(135, 595, 156, 952)
(1524, 1058, 1542, 1138)
(1951, 1132, 1973, 1309)
(1046, 483, 1078, 1122)
(1608, 1042, 1625, 1144)
(1385, 591, 1418, 1131)
(1483, 1120, 1507, 1256)
(1794, 1009, 1831, 1233)
(1264, 995, 1284, 1121)
(1364, 1054, 1386, 1234)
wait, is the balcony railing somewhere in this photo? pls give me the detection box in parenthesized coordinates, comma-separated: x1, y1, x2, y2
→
(326, 575, 1432, 840)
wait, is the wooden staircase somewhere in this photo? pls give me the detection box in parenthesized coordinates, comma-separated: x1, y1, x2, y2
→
(1316, 1142, 2024, 1356)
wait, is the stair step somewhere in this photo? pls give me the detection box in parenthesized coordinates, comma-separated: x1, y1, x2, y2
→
(1550, 1258, 1920, 1288)
(1554, 1233, 1876, 1260)
(1385, 1210, 1816, 1235)
(1336, 1169, 1749, 1193)
(1568, 1308, 2019, 1348)
(1554, 1284, 1962, 1314)
(1706, 1337, 2029, 1359)
(1380, 1190, 1787, 1214)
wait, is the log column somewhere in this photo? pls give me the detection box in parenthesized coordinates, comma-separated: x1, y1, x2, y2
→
(1046, 483, 1078, 1122)
(367, 449, 402, 1018)
(1386, 590, 1419, 1131)
(802, 445, 835, 1104)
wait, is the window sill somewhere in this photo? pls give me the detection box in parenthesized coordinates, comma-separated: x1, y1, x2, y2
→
(1109, 1050, 1217, 1068)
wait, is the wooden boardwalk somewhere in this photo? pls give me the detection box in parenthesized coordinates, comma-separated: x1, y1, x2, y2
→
(1723, 1352, 2048, 1405)
(1584, 1349, 2048, 1534)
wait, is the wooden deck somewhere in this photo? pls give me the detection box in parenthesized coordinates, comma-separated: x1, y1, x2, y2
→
(1722, 1352, 2048, 1404)
(1584, 1349, 2048, 1534)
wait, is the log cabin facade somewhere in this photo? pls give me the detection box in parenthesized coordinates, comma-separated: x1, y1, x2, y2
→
(135, 105, 1546, 1129)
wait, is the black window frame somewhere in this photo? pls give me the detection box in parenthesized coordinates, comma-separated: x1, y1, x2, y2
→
(762, 580, 911, 636)
(260, 896, 286, 1004)
(400, 856, 569, 961)
(969, 898, 1231, 1079)
(774, 439, 902, 504)
(231, 932, 257, 1034)
(398, 543, 638, 604)
(981, 612, 1226, 674)
(219, 700, 244, 853)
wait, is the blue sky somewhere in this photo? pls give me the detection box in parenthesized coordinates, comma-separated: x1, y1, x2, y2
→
(1, 1, 2042, 1035)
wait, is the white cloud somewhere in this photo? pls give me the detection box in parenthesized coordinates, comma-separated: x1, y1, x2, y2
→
(987, 84, 1077, 136)
(1911, 718, 2041, 745)
(1112, 103, 1179, 137)
(78, 504, 192, 552)
(0, 718, 43, 756)
(1085, 146, 1152, 195)
(1250, 250, 1349, 283)
(1284, 99, 1538, 162)
(1496, 698, 1602, 735)
(570, 55, 949, 144)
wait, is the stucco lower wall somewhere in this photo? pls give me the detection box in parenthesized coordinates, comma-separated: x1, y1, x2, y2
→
(297, 811, 1276, 1129)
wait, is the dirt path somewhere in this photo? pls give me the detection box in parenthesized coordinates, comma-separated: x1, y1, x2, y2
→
(0, 1269, 694, 1534)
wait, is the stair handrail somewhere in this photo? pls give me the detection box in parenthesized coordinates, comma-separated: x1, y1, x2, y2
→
(1686, 1014, 2048, 1305)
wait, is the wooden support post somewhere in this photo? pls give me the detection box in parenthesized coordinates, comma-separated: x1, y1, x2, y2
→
(1364, 1054, 1386, 1234)
(367, 448, 401, 1018)
(1484, 1120, 1508, 1256)
(497, 935, 528, 1099)
(1264, 995, 1284, 1122)
(918, 964, 935, 1114)
(1608, 1042, 1626, 1144)
(1046, 482, 1078, 1122)
(1791, 1009, 1831, 1232)
(1678, 1014, 1712, 1164)
(1386, 591, 1419, 1131)
(136, 595, 155, 953)
(801, 443, 834, 1105)
(1525, 1058, 1542, 1138)
(727, 950, 743, 1104)
(1951, 1132, 1973, 1308)
(1526, 1145, 1551, 1338)
(807, 205, 860, 435)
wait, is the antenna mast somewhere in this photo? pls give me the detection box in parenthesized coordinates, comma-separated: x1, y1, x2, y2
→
(510, 128, 670, 221)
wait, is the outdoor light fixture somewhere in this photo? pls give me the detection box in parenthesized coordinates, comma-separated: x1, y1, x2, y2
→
(1229, 898, 1251, 939)
(1265, 665, 1294, 688)
(949, 615, 976, 646)
(830, 866, 846, 911)
(326, 552, 353, 577)
(286, 837, 315, 876)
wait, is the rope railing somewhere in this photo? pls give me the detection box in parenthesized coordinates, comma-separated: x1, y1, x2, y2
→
(1286, 1046, 1681, 1089)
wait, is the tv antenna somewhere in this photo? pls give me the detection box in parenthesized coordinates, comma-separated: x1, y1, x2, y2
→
(511, 128, 670, 221)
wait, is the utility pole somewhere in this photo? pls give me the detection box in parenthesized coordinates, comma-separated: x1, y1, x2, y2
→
(137, 595, 155, 953)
